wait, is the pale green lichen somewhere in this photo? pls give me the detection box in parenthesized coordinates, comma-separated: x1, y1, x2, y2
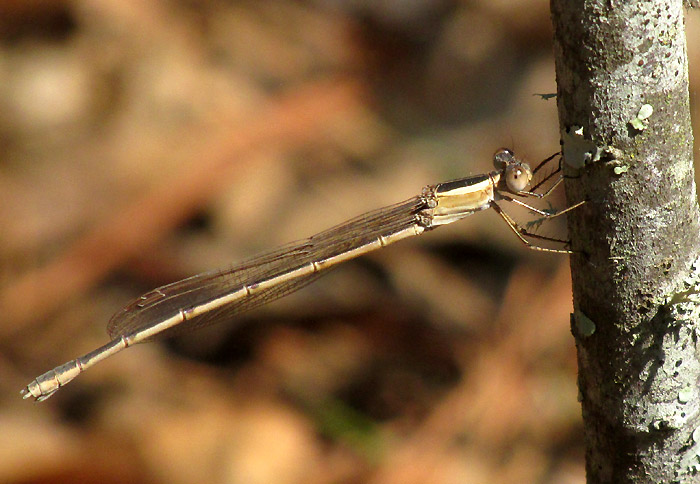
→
(637, 103, 653, 120)
(574, 310, 596, 337)
(561, 126, 602, 168)
(534, 93, 556, 100)
(679, 387, 694, 404)
(629, 103, 653, 130)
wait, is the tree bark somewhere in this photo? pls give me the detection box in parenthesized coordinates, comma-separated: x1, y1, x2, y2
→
(550, 1, 700, 482)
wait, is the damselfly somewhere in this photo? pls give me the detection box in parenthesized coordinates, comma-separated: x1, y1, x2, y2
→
(22, 148, 583, 401)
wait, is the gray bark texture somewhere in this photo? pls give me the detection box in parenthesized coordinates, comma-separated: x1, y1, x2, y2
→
(550, 1, 700, 482)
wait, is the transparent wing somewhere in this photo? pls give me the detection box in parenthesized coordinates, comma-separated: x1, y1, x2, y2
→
(107, 196, 426, 341)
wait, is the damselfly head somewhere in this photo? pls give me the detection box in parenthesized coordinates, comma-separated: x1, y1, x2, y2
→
(493, 148, 533, 193)
(493, 148, 516, 170)
(504, 162, 532, 192)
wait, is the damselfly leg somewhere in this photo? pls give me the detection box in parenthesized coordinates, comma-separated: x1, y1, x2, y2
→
(492, 151, 583, 254)
(491, 202, 576, 254)
(524, 152, 564, 198)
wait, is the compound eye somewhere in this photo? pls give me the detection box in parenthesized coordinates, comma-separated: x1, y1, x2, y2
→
(493, 148, 514, 170)
(505, 163, 532, 192)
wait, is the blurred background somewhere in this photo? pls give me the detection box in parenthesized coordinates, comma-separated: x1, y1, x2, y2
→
(0, 1, 698, 483)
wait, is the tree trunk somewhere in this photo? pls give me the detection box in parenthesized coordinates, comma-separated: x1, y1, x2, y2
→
(550, 1, 700, 482)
